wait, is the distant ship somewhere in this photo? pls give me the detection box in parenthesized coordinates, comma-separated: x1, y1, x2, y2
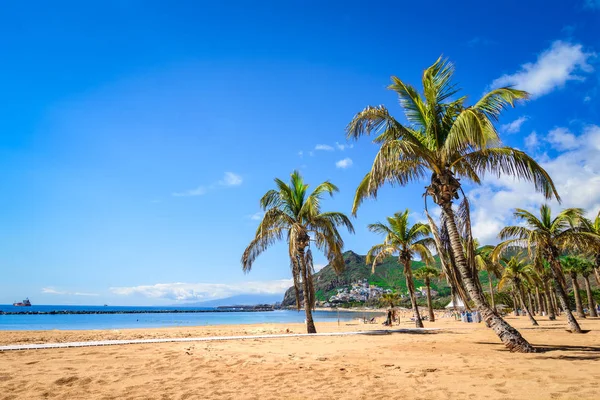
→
(13, 298, 32, 307)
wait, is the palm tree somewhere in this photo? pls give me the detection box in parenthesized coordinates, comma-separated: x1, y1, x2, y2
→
(241, 171, 354, 333)
(496, 205, 599, 333)
(346, 57, 558, 352)
(414, 266, 440, 322)
(366, 209, 434, 328)
(561, 256, 587, 318)
(580, 259, 598, 318)
(473, 243, 502, 312)
(583, 210, 600, 285)
(497, 256, 539, 326)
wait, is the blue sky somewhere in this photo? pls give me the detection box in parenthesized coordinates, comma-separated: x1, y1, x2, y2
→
(1, 1, 599, 305)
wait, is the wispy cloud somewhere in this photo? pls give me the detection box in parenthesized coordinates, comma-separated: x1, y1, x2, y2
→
(110, 279, 293, 302)
(584, 0, 600, 9)
(173, 172, 242, 197)
(491, 41, 595, 99)
(524, 131, 539, 151)
(501, 116, 528, 134)
(584, 96, 592, 102)
(315, 144, 334, 151)
(335, 158, 353, 169)
(219, 172, 242, 187)
(42, 287, 99, 296)
(547, 127, 579, 150)
(335, 142, 353, 151)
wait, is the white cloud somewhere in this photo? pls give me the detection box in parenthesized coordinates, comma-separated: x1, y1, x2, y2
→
(468, 124, 600, 244)
(524, 131, 539, 151)
(42, 287, 99, 296)
(219, 172, 243, 186)
(298, 151, 303, 157)
(584, 96, 591, 102)
(546, 127, 579, 150)
(501, 116, 528, 134)
(173, 172, 242, 196)
(335, 158, 353, 169)
(110, 279, 293, 302)
(335, 142, 353, 151)
(491, 41, 595, 99)
(315, 144, 334, 151)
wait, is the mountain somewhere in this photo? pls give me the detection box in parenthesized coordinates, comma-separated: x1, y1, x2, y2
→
(281, 250, 453, 307)
(178, 294, 283, 307)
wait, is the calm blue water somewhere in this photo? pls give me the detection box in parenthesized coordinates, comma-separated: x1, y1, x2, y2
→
(0, 305, 376, 331)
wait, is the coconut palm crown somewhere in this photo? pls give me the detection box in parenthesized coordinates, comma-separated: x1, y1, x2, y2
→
(241, 170, 354, 333)
(346, 57, 559, 352)
(366, 209, 434, 328)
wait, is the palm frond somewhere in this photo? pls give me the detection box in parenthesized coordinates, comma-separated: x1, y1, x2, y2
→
(473, 87, 529, 121)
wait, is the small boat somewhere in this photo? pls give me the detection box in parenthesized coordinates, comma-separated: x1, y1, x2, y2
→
(13, 298, 32, 307)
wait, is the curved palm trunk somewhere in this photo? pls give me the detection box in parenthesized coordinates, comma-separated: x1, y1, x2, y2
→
(595, 257, 600, 285)
(425, 277, 435, 322)
(512, 292, 520, 316)
(441, 205, 535, 352)
(516, 283, 538, 326)
(487, 271, 496, 312)
(403, 259, 423, 328)
(583, 275, 598, 318)
(542, 281, 556, 320)
(297, 251, 317, 334)
(528, 292, 536, 317)
(549, 257, 582, 332)
(570, 272, 586, 318)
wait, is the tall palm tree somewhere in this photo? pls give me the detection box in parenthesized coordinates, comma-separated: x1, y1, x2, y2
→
(241, 171, 354, 333)
(346, 57, 558, 352)
(561, 256, 587, 318)
(473, 243, 502, 312)
(414, 266, 440, 322)
(498, 256, 539, 326)
(496, 205, 599, 333)
(366, 209, 434, 328)
(579, 259, 598, 318)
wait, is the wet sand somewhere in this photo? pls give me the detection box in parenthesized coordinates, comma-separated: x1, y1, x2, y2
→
(0, 315, 598, 399)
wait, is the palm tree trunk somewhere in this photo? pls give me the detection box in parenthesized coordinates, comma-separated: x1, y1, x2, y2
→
(512, 292, 520, 316)
(595, 257, 600, 285)
(425, 277, 435, 322)
(527, 292, 536, 317)
(535, 287, 544, 315)
(550, 286, 560, 314)
(542, 281, 556, 320)
(441, 205, 535, 353)
(570, 273, 586, 318)
(549, 257, 582, 332)
(487, 271, 496, 312)
(517, 285, 538, 326)
(403, 260, 423, 328)
(583, 275, 598, 318)
(297, 252, 317, 334)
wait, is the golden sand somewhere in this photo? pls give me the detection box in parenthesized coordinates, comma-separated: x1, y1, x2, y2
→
(0, 315, 599, 399)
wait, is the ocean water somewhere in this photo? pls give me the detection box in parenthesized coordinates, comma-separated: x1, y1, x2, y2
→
(0, 305, 381, 331)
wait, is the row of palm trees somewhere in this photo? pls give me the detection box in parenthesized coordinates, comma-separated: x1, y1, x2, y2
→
(242, 57, 600, 353)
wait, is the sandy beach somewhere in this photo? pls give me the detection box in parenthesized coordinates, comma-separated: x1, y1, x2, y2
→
(0, 315, 599, 399)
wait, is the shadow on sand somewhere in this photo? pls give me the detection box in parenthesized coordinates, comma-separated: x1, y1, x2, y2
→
(474, 341, 600, 360)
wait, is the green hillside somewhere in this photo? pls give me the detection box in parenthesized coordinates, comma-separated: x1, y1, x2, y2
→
(280, 250, 482, 306)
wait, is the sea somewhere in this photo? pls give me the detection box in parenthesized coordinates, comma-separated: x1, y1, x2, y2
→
(0, 305, 381, 331)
